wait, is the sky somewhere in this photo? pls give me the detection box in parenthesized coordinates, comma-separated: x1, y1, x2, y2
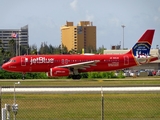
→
(0, 0, 160, 50)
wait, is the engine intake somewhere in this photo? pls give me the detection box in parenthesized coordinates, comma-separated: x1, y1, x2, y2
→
(47, 67, 70, 77)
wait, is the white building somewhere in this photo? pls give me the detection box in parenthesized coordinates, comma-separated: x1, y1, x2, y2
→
(0, 25, 29, 55)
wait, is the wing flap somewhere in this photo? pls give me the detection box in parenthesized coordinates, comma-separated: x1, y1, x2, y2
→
(56, 60, 100, 70)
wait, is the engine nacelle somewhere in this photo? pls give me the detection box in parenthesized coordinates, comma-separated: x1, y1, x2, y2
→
(47, 67, 70, 77)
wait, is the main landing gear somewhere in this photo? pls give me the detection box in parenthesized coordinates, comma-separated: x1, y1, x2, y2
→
(70, 68, 81, 80)
(71, 74, 81, 80)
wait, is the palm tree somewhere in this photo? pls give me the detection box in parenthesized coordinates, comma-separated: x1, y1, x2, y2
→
(0, 39, 4, 52)
(0, 39, 5, 65)
(8, 39, 15, 57)
(0, 47, 5, 64)
(0, 47, 5, 55)
(30, 44, 38, 55)
(0, 39, 2, 47)
(20, 45, 29, 55)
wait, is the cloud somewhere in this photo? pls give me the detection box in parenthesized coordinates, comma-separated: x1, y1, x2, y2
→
(85, 11, 94, 21)
(158, 6, 160, 12)
(108, 17, 120, 27)
(153, 7, 160, 24)
(154, 16, 160, 23)
(44, 17, 56, 29)
(70, 0, 78, 11)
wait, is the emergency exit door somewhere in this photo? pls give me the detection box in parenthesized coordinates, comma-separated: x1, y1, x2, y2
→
(124, 56, 129, 65)
(21, 57, 27, 66)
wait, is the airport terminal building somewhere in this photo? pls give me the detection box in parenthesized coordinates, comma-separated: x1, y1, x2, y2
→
(104, 49, 160, 70)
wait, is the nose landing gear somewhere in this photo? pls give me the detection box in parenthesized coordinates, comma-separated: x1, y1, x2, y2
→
(22, 73, 25, 80)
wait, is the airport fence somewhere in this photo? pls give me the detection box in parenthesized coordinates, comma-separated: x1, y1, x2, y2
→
(1, 87, 160, 120)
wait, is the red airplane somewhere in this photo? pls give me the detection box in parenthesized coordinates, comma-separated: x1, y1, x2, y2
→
(2, 29, 158, 79)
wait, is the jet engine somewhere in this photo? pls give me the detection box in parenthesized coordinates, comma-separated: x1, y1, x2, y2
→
(47, 67, 70, 77)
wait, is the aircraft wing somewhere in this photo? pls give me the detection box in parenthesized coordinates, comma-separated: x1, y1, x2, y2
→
(56, 60, 100, 70)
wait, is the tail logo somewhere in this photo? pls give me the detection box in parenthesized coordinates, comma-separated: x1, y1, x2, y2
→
(132, 42, 151, 57)
(132, 42, 151, 64)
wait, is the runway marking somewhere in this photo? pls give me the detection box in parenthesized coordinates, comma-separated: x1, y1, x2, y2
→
(2, 87, 160, 93)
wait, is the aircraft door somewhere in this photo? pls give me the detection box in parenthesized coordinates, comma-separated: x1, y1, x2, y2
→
(21, 57, 27, 66)
(124, 56, 129, 65)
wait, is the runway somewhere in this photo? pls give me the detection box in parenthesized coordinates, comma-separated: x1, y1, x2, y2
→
(1, 86, 160, 93)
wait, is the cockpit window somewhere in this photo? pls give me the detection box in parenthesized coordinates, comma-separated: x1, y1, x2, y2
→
(9, 59, 16, 62)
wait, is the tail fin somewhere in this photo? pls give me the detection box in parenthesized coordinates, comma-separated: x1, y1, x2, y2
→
(128, 29, 155, 57)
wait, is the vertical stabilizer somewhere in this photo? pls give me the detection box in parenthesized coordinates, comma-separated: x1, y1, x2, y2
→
(128, 29, 155, 57)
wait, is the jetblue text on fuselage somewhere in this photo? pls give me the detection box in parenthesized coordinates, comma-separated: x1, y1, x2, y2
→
(30, 57, 54, 65)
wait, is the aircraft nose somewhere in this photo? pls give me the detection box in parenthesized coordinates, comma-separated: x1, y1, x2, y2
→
(2, 63, 8, 70)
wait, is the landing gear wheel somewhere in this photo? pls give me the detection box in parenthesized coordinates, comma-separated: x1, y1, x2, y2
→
(71, 75, 81, 80)
(22, 73, 25, 80)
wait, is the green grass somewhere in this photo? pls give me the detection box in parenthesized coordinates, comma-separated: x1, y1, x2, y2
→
(0, 77, 160, 86)
(1, 93, 160, 119)
(1, 78, 160, 119)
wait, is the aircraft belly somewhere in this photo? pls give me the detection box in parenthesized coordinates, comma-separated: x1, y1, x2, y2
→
(29, 65, 49, 72)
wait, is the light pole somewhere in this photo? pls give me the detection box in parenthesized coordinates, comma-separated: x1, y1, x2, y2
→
(101, 87, 104, 120)
(121, 25, 125, 50)
(26, 47, 29, 55)
(13, 81, 20, 120)
(14, 82, 20, 104)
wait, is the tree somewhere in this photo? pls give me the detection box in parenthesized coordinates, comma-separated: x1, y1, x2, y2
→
(0, 39, 5, 55)
(0, 39, 5, 65)
(61, 44, 68, 54)
(85, 45, 97, 53)
(20, 45, 29, 55)
(68, 48, 76, 54)
(8, 39, 16, 57)
(30, 44, 38, 55)
(97, 45, 106, 54)
(0, 39, 2, 47)
(39, 42, 50, 54)
(48, 44, 54, 54)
